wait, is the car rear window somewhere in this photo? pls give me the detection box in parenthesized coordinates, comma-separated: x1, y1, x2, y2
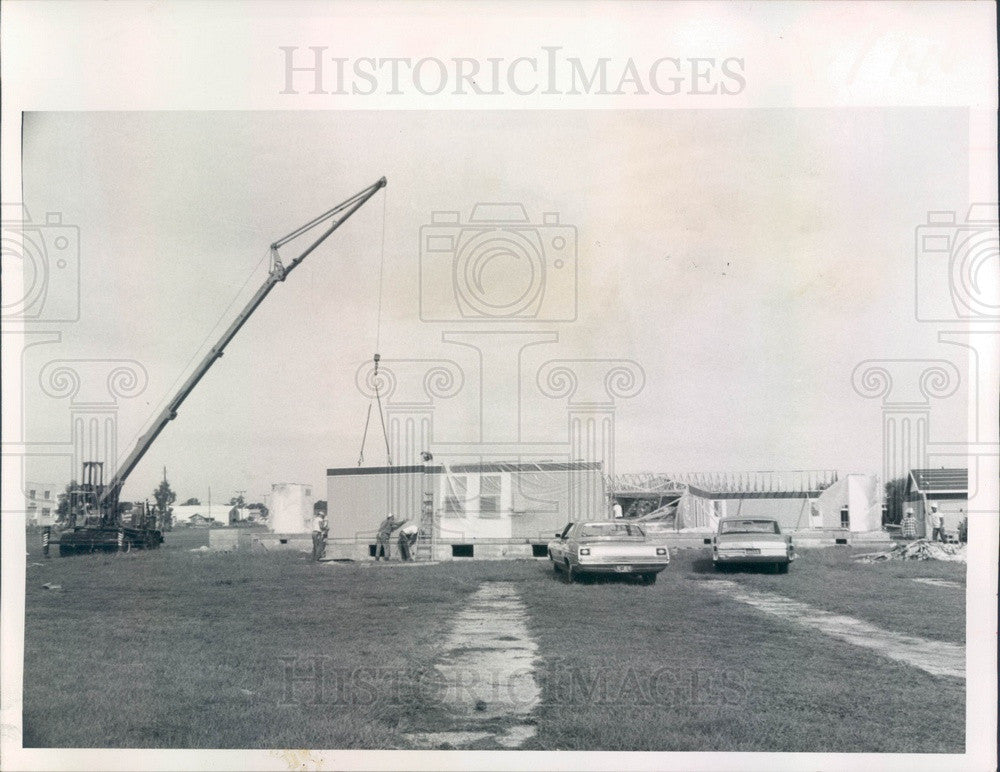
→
(719, 520, 780, 534)
(579, 523, 646, 538)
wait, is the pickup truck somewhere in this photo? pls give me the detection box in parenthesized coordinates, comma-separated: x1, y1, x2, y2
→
(547, 521, 670, 584)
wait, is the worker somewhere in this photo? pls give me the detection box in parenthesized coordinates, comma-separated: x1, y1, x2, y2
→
(611, 499, 623, 519)
(930, 504, 945, 542)
(900, 507, 917, 540)
(398, 521, 419, 561)
(375, 512, 406, 561)
(311, 512, 328, 561)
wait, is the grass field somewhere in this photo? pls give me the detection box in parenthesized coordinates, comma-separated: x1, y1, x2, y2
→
(22, 531, 966, 751)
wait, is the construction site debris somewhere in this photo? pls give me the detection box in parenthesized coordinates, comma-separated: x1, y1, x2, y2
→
(41, 583, 63, 591)
(854, 539, 967, 563)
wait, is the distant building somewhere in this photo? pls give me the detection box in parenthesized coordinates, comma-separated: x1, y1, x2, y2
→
(25, 482, 59, 526)
(172, 503, 236, 525)
(904, 468, 968, 539)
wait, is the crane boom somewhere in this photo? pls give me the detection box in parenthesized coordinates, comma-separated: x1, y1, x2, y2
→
(97, 177, 387, 515)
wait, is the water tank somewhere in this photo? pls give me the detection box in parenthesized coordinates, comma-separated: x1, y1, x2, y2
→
(267, 482, 314, 534)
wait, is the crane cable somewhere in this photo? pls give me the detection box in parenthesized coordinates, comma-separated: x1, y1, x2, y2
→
(357, 188, 393, 467)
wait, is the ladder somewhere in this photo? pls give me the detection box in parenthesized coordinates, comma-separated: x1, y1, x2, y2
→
(415, 491, 434, 560)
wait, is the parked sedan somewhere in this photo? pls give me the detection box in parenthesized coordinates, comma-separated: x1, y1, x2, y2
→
(712, 517, 795, 573)
(548, 521, 670, 584)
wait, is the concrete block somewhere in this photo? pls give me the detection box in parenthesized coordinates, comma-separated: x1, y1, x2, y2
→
(324, 540, 370, 560)
(252, 533, 312, 551)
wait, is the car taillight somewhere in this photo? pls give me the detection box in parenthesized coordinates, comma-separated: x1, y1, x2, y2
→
(656, 547, 667, 556)
(579, 548, 590, 555)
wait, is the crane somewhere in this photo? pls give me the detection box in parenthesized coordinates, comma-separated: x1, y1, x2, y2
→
(56, 177, 387, 554)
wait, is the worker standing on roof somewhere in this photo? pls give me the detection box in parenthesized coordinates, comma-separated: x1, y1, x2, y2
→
(375, 512, 406, 561)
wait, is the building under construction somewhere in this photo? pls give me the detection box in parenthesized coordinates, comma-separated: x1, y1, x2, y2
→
(610, 469, 885, 540)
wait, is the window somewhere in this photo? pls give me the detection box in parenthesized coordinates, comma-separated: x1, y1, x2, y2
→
(479, 474, 501, 517)
(42, 508, 51, 518)
(579, 522, 646, 538)
(29, 490, 36, 499)
(43, 490, 51, 500)
(840, 507, 850, 529)
(305, 488, 311, 497)
(444, 475, 467, 516)
(719, 520, 780, 535)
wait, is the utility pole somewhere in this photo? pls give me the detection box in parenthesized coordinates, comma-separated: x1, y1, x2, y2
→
(160, 466, 168, 530)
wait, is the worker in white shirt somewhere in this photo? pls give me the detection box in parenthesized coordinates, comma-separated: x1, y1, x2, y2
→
(611, 499, 623, 519)
(311, 513, 328, 561)
(398, 521, 419, 561)
(930, 504, 946, 542)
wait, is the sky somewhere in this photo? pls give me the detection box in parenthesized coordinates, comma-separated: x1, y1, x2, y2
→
(20, 109, 969, 503)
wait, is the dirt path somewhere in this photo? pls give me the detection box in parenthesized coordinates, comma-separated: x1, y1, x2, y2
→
(405, 581, 540, 749)
(704, 579, 964, 680)
(911, 577, 963, 590)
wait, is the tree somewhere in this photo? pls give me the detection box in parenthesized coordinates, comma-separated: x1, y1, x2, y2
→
(153, 476, 177, 531)
(55, 481, 77, 523)
(181, 497, 201, 506)
(229, 494, 246, 508)
(884, 476, 908, 525)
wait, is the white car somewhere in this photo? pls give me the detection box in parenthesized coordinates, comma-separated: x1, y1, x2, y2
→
(712, 517, 795, 573)
(548, 521, 670, 584)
